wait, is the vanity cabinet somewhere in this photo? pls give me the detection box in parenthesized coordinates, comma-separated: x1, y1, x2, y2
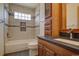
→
(38, 42, 55, 56)
(38, 39, 78, 56)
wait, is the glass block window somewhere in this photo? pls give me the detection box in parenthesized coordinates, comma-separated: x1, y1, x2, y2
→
(14, 12, 31, 20)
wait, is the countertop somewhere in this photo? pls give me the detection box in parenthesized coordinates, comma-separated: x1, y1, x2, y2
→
(38, 36, 79, 54)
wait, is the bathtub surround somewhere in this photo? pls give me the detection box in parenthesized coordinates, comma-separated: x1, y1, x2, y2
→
(4, 4, 38, 55)
(0, 3, 45, 56)
(4, 3, 45, 56)
(5, 39, 38, 54)
(35, 3, 45, 37)
(7, 4, 36, 41)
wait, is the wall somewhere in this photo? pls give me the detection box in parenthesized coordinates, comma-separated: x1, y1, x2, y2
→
(61, 4, 66, 30)
(39, 4, 45, 36)
(0, 3, 4, 55)
(35, 4, 40, 36)
(67, 3, 79, 29)
(8, 4, 36, 41)
(52, 4, 62, 37)
(4, 4, 9, 43)
(35, 3, 45, 36)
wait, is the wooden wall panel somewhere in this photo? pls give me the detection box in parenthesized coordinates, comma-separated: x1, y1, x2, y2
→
(62, 4, 67, 30)
(77, 7, 79, 28)
(52, 4, 62, 37)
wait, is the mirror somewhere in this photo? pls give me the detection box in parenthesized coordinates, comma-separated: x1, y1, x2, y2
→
(66, 3, 79, 29)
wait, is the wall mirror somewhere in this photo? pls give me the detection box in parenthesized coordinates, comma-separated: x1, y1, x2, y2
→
(66, 3, 79, 29)
(61, 3, 79, 31)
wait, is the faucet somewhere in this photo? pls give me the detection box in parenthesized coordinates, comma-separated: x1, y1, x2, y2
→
(68, 28, 73, 39)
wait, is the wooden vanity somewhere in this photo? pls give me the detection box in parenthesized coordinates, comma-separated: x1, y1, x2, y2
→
(38, 36, 79, 56)
(38, 3, 79, 56)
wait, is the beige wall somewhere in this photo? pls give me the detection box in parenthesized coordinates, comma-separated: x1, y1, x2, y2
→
(35, 4, 40, 36)
(4, 4, 9, 43)
(0, 3, 4, 55)
(7, 4, 36, 41)
(35, 4, 45, 36)
(67, 3, 79, 29)
(39, 4, 45, 36)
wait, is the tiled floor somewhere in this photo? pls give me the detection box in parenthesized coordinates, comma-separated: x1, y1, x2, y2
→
(4, 50, 29, 56)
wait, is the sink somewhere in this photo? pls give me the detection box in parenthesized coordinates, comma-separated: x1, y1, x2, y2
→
(54, 38, 79, 46)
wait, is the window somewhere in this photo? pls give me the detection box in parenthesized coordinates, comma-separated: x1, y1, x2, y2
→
(14, 12, 31, 20)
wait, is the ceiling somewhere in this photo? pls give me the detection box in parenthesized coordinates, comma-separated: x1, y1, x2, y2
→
(15, 3, 39, 9)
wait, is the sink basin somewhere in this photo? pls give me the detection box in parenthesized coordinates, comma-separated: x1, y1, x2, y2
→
(54, 38, 79, 46)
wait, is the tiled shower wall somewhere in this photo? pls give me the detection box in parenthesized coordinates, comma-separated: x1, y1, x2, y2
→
(7, 4, 36, 41)
(35, 3, 45, 37)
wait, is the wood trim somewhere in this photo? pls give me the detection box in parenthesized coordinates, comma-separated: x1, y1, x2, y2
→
(73, 29, 79, 33)
(61, 3, 67, 30)
(51, 3, 62, 37)
(59, 3, 62, 31)
(77, 7, 79, 28)
(60, 29, 69, 33)
(60, 29, 79, 33)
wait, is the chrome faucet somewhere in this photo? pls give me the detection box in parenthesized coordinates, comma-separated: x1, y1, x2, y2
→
(70, 32, 73, 39)
(68, 28, 73, 39)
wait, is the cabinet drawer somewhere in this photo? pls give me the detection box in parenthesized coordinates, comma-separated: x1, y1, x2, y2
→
(45, 47, 55, 56)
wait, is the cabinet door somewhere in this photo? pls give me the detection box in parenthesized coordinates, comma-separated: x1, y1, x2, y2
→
(38, 44, 43, 56)
(45, 47, 55, 56)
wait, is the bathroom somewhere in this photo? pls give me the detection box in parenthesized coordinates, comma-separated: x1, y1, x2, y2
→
(0, 3, 79, 56)
(0, 3, 45, 56)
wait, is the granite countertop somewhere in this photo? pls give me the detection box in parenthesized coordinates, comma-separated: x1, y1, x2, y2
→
(38, 36, 79, 53)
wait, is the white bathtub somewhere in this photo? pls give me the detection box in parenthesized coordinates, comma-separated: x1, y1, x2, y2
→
(5, 39, 38, 54)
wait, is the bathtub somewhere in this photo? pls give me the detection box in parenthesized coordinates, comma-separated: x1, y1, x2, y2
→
(5, 39, 38, 54)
